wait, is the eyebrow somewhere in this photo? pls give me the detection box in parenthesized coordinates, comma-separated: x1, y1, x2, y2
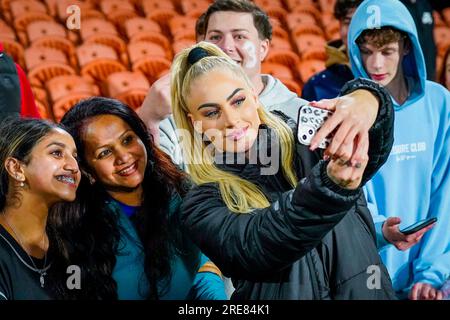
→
(197, 88, 243, 110)
(207, 28, 249, 34)
(95, 129, 133, 151)
(46, 142, 67, 150)
(46, 142, 77, 153)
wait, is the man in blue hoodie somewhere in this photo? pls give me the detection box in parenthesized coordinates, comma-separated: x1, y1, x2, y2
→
(347, 0, 450, 300)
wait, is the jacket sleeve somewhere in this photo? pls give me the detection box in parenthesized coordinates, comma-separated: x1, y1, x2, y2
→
(188, 254, 228, 300)
(181, 161, 362, 279)
(340, 78, 395, 184)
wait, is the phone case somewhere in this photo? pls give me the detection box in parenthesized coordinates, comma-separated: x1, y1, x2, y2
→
(400, 217, 437, 235)
(297, 104, 333, 149)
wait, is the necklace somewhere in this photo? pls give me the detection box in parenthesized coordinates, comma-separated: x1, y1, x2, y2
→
(2, 216, 49, 288)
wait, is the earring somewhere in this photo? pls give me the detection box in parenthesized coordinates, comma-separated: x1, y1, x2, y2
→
(15, 175, 24, 187)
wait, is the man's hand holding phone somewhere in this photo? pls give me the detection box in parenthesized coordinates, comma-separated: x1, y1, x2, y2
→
(382, 217, 436, 251)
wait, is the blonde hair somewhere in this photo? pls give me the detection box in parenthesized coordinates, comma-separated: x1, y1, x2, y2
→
(171, 42, 297, 213)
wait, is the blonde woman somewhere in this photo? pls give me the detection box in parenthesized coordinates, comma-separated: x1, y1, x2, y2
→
(171, 42, 396, 299)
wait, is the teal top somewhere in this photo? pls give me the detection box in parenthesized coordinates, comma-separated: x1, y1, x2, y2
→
(107, 195, 227, 300)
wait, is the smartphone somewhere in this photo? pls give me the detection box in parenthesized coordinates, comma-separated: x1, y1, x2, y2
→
(297, 104, 333, 149)
(399, 217, 437, 235)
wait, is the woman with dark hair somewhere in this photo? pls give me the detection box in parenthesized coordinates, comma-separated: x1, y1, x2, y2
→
(51, 97, 225, 299)
(0, 117, 80, 300)
(439, 46, 450, 90)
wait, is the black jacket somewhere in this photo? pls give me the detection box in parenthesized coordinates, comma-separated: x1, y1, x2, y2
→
(181, 79, 397, 300)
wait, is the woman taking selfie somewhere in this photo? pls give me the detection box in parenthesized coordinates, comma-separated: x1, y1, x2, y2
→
(53, 98, 225, 300)
(171, 42, 396, 299)
(0, 118, 80, 300)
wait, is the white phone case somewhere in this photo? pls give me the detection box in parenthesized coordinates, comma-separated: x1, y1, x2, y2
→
(297, 104, 333, 149)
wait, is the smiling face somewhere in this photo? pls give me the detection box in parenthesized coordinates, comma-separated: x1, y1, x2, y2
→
(204, 12, 269, 83)
(359, 40, 408, 87)
(81, 115, 147, 195)
(186, 68, 261, 154)
(21, 128, 80, 203)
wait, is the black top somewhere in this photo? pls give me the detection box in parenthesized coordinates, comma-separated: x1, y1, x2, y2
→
(0, 224, 52, 300)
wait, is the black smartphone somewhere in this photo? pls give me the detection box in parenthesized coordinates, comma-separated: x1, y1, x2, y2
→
(400, 217, 437, 235)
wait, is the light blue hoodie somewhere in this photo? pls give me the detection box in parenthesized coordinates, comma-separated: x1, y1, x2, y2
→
(348, 0, 450, 297)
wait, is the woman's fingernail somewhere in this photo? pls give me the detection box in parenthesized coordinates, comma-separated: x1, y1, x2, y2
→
(323, 154, 330, 161)
(355, 162, 362, 168)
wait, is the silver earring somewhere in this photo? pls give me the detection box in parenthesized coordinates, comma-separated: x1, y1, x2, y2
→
(16, 175, 24, 187)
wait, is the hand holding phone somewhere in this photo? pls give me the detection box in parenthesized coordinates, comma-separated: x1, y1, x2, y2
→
(297, 104, 333, 149)
(400, 217, 437, 235)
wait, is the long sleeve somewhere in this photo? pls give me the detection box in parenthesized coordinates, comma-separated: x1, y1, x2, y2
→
(188, 254, 227, 300)
(413, 90, 450, 288)
(181, 161, 361, 279)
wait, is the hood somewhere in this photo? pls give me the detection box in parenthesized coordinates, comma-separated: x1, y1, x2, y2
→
(348, 0, 426, 106)
(325, 40, 350, 68)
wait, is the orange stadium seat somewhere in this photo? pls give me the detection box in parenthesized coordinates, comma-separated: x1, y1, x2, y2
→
(84, 34, 129, 67)
(172, 39, 196, 55)
(272, 25, 290, 41)
(46, 75, 100, 103)
(106, 71, 150, 109)
(52, 92, 94, 122)
(1, 39, 25, 67)
(141, 0, 176, 16)
(28, 62, 76, 88)
(26, 20, 66, 43)
(269, 37, 294, 52)
(286, 12, 317, 31)
(298, 59, 326, 83)
(293, 3, 322, 21)
(132, 56, 171, 85)
(285, 0, 316, 11)
(292, 24, 325, 38)
(181, 0, 210, 18)
(14, 12, 53, 46)
(294, 34, 327, 55)
(31, 36, 78, 69)
(262, 62, 295, 80)
(254, 0, 285, 10)
(35, 98, 54, 121)
(281, 78, 302, 96)
(0, 19, 16, 41)
(79, 18, 119, 42)
(265, 49, 301, 71)
(265, 7, 288, 26)
(10, 0, 48, 20)
(318, 0, 337, 14)
(24, 46, 68, 71)
(124, 17, 162, 41)
(169, 16, 197, 39)
(128, 41, 169, 64)
(146, 9, 178, 32)
(130, 32, 172, 56)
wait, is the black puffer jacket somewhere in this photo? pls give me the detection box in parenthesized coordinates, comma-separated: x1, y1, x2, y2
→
(181, 79, 396, 300)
